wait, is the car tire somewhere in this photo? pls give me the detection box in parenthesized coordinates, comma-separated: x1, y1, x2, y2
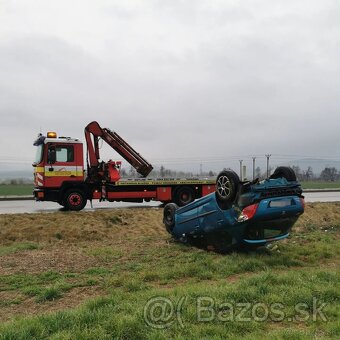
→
(215, 170, 240, 204)
(64, 189, 87, 211)
(270, 166, 297, 182)
(163, 203, 178, 234)
(174, 186, 195, 206)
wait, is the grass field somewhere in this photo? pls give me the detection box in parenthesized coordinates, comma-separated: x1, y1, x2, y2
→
(301, 182, 340, 190)
(0, 184, 33, 196)
(0, 203, 339, 338)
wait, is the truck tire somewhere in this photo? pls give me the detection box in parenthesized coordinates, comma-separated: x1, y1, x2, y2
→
(174, 186, 195, 206)
(270, 166, 296, 182)
(216, 170, 239, 204)
(163, 203, 178, 233)
(64, 189, 87, 211)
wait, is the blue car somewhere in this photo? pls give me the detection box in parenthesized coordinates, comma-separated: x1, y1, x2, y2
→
(163, 167, 304, 253)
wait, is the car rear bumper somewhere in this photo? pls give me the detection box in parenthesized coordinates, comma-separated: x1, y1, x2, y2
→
(243, 232, 289, 246)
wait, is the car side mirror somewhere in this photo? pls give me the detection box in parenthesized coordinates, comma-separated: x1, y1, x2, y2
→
(48, 147, 56, 164)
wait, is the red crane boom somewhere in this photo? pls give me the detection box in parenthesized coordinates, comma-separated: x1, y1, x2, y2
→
(84, 121, 153, 178)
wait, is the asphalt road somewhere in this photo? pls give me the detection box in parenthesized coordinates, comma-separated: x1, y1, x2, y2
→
(0, 200, 162, 214)
(0, 191, 339, 214)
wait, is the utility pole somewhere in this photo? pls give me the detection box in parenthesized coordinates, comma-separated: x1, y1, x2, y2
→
(252, 157, 256, 180)
(239, 160, 243, 181)
(200, 163, 202, 176)
(265, 154, 271, 178)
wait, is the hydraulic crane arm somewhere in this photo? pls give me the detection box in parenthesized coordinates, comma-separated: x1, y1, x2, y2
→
(84, 121, 153, 177)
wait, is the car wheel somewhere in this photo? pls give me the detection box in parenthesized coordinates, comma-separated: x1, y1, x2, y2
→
(64, 189, 87, 211)
(270, 166, 297, 182)
(216, 170, 239, 204)
(174, 186, 195, 206)
(163, 203, 178, 234)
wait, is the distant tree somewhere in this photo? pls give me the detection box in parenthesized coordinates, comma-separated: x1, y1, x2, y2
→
(164, 168, 172, 177)
(291, 165, 301, 180)
(208, 170, 215, 177)
(320, 167, 338, 181)
(305, 166, 313, 181)
(160, 165, 165, 177)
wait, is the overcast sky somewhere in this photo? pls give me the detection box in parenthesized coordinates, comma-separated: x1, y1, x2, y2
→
(0, 0, 339, 174)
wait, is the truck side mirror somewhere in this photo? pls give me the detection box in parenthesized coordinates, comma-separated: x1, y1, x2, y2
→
(48, 147, 56, 164)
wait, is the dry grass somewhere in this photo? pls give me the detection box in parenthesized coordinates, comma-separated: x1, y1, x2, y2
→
(295, 202, 340, 230)
(0, 207, 165, 322)
(0, 203, 339, 332)
(0, 207, 164, 244)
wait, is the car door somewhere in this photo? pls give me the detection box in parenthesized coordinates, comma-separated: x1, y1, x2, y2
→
(197, 195, 226, 234)
(172, 204, 199, 238)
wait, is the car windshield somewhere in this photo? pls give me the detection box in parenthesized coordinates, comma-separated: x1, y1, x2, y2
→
(33, 145, 44, 165)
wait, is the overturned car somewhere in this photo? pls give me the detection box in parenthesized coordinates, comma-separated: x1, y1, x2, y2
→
(163, 167, 304, 252)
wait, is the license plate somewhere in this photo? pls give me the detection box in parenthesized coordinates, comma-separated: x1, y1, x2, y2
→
(269, 199, 292, 208)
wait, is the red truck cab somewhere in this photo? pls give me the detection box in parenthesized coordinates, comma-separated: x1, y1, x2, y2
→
(33, 133, 84, 202)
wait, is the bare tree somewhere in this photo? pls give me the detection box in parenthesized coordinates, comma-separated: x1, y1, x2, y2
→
(291, 165, 301, 181)
(305, 166, 313, 181)
(160, 165, 165, 177)
(320, 167, 338, 181)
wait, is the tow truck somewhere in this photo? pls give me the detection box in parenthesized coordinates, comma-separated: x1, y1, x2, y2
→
(33, 121, 215, 210)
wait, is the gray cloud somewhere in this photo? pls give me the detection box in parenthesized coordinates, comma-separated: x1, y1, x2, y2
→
(0, 0, 339, 173)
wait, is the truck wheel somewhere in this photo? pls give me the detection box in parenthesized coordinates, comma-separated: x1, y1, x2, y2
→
(216, 170, 239, 204)
(174, 186, 195, 206)
(64, 189, 87, 211)
(163, 203, 178, 233)
(270, 166, 296, 182)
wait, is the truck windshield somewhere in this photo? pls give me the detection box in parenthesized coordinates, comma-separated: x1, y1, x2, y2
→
(33, 145, 44, 165)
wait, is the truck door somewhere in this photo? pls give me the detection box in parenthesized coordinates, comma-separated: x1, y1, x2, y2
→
(44, 143, 83, 188)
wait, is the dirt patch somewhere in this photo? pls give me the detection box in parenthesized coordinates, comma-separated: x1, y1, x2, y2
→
(0, 244, 102, 275)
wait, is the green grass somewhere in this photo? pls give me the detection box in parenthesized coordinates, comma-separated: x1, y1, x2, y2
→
(0, 184, 33, 196)
(301, 181, 340, 189)
(0, 268, 338, 339)
(0, 243, 39, 256)
(0, 205, 339, 339)
(0, 226, 339, 338)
